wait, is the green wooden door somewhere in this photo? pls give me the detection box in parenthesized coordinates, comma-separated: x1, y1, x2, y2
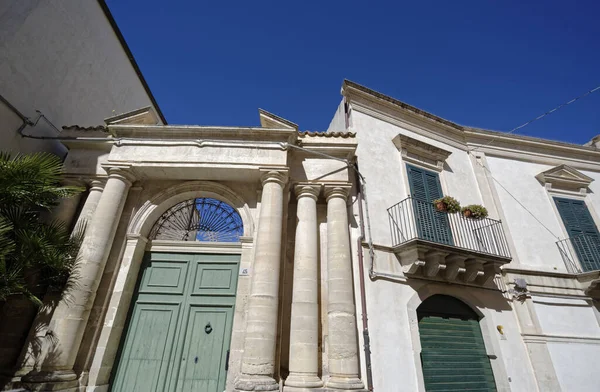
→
(112, 253, 239, 392)
(418, 295, 497, 392)
(407, 164, 454, 245)
(554, 197, 600, 271)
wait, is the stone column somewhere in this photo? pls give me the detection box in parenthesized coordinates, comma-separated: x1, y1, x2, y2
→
(51, 179, 85, 229)
(22, 166, 134, 389)
(284, 184, 323, 389)
(235, 169, 288, 392)
(325, 185, 364, 390)
(72, 179, 105, 232)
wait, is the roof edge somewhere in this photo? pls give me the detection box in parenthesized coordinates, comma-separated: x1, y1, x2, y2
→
(97, 0, 167, 125)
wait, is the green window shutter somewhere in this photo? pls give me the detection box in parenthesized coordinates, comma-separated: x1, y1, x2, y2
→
(407, 164, 453, 246)
(418, 295, 497, 392)
(554, 197, 600, 271)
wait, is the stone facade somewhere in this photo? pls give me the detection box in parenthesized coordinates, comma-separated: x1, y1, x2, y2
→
(5, 108, 367, 392)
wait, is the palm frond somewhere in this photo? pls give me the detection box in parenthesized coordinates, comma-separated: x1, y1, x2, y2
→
(0, 152, 84, 209)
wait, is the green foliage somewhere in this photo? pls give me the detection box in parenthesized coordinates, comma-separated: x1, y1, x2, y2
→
(461, 204, 489, 219)
(433, 196, 461, 213)
(0, 152, 84, 305)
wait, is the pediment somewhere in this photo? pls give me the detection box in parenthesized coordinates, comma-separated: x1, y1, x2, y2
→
(258, 109, 298, 131)
(104, 106, 161, 126)
(536, 164, 594, 193)
(392, 134, 452, 171)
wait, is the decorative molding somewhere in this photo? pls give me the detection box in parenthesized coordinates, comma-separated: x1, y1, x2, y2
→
(522, 332, 600, 345)
(536, 164, 594, 194)
(127, 180, 255, 239)
(392, 134, 452, 171)
(148, 240, 243, 255)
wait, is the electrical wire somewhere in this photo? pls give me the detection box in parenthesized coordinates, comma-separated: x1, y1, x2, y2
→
(466, 82, 600, 239)
(469, 83, 600, 153)
(471, 155, 561, 239)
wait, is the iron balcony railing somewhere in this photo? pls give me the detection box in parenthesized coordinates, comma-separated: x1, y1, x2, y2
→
(556, 234, 600, 274)
(387, 197, 511, 258)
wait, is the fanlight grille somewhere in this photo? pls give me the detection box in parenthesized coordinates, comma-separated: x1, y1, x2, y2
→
(149, 198, 243, 242)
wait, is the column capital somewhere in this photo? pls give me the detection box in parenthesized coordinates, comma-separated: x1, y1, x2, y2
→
(101, 165, 136, 185)
(293, 183, 321, 201)
(87, 178, 106, 191)
(324, 183, 352, 202)
(260, 168, 289, 187)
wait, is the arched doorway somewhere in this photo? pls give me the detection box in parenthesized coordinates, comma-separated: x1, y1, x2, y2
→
(417, 295, 497, 391)
(111, 198, 243, 392)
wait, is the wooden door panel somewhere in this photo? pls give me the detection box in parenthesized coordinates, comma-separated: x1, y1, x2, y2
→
(111, 303, 181, 392)
(173, 307, 232, 392)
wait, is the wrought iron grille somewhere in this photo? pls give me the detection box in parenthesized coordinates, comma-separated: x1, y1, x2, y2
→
(387, 196, 511, 258)
(149, 198, 243, 242)
(556, 234, 600, 273)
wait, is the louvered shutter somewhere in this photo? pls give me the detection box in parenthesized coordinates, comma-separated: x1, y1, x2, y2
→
(407, 165, 453, 246)
(419, 317, 497, 391)
(418, 295, 497, 392)
(554, 198, 600, 271)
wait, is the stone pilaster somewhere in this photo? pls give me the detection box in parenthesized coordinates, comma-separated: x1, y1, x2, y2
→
(324, 185, 364, 390)
(22, 166, 134, 390)
(284, 184, 323, 390)
(235, 169, 288, 391)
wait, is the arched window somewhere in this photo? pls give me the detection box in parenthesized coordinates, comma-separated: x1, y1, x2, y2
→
(149, 198, 243, 242)
(417, 295, 497, 391)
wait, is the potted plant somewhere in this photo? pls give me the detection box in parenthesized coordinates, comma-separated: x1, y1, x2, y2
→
(461, 204, 488, 219)
(432, 196, 461, 213)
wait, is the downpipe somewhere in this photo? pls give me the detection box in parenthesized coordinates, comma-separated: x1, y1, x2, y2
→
(355, 166, 374, 391)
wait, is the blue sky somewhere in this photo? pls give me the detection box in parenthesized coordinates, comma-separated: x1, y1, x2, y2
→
(107, 0, 600, 144)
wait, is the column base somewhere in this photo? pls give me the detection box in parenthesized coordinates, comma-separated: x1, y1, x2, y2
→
(326, 376, 365, 390)
(20, 370, 79, 391)
(284, 372, 323, 389)
(234, 374, 279, 391)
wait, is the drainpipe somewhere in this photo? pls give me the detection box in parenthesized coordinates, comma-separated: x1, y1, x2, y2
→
(0, 93, 35, 135)
(355, 166, 374, 391)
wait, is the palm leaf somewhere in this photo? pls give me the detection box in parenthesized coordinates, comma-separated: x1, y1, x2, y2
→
(0, 152, 84, 209)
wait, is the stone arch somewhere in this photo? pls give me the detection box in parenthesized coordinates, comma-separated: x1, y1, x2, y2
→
(128, 180, 254, 240)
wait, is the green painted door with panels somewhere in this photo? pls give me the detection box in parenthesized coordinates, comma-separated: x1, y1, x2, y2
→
(111, 252, 239, 392)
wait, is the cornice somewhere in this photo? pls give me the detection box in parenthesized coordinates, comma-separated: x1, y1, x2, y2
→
(536, 164, 594, 194)
(109, 124, 297, 143)
(392, 134, 452, 171)
(341, 80, 600, 169)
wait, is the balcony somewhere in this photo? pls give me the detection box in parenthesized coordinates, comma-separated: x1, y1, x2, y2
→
(387, 197, 512, 285)
(556, 234, 600, 274)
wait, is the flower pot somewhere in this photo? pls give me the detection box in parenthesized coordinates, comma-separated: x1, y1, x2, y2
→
(436, 202, 447, 212)
(463, 209, 472, 218)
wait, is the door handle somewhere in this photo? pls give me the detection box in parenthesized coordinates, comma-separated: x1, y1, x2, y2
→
(225, 350, 230, 371)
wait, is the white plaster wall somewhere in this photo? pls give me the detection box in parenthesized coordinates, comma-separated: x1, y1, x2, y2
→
(0, 0, 160, 156)
(547, 342, 600, 392)
(351, 110, 483, 247)
(326, 100, 346, 133)
(485, 157, 567, 271)
(358, 251, 537, 392)
(533, 296, 600, 337)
